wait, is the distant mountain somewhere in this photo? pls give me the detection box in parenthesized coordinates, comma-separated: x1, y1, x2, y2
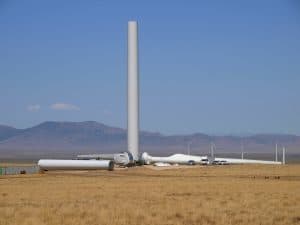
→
(0, 121, 299, 159)
(0, 121, 127, 155)
(0, 125, 21, 141)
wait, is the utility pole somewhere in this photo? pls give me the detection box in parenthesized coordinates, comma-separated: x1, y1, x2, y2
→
(241, 141, 244, 160)
(187, 142, 191, 155)
(275, 143, 278, 162)
(210, 142, 215, 158)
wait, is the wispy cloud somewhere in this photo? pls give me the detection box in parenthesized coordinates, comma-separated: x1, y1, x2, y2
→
(27, 104, 41, 112)
(50, 103, 80, 111)
(102, 109, 111, 116)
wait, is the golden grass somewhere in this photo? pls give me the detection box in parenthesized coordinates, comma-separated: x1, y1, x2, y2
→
(0, 165, 300, 225)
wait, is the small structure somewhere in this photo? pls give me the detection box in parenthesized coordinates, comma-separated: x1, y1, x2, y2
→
(0, 165, 39, 175)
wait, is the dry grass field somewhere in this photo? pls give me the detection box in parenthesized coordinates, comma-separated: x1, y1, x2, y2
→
(0, 165, 300, 225)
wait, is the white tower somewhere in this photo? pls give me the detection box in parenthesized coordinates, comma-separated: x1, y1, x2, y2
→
(282, 147, 286, 165)
(127, 21, 139, 161)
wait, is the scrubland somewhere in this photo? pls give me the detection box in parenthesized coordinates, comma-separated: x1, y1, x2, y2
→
(0, 165, 300, 225)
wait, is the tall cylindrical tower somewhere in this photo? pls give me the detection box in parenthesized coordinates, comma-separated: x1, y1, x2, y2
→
(127, 21, 139, 161)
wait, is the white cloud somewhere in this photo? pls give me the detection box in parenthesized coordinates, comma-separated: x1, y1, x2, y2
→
(27, 104, 41, 112)
(50, 103, 80, 111)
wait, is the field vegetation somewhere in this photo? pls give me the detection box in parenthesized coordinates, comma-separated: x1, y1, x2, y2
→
(0, 165, 300, 225)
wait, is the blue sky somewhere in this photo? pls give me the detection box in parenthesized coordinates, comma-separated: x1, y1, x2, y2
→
(0, 0, 299, 135)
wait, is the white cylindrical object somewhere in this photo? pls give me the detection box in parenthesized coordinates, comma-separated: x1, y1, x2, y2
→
(38, 159, 114, 171)
(127, 21, 139, 161)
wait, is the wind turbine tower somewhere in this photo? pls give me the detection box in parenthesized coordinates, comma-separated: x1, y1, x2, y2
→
(127, 21, 139, 161)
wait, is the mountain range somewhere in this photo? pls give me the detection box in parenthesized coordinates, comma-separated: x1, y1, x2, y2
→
(0, 121, 299, 159)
